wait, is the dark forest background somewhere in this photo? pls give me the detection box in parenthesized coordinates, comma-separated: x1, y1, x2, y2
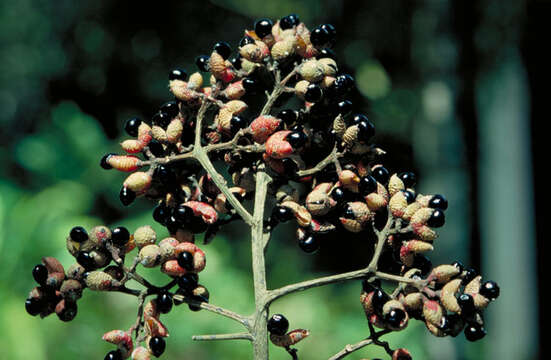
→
(0, 1, 545, 359)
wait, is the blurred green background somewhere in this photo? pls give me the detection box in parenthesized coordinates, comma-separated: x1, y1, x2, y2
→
(0, 1, 544, 359)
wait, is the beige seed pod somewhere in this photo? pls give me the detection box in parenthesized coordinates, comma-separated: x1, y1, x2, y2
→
(131, 346, 152, 360)
(388, 174, 405, 196)
(241, 58, 260, 74)
(143, 300, 158, 320)
(151, 125, 168, 142)
(441, 279, 462, 313)
(134, 225, 157, 248)
(166, 119, 183, 143)
(66, 263, 86, 280)
(102, 330, 134, 358)
(473, 293, 490, 310)
(389, 191, 408, 217)
(225, 100, 248, 114)
(123, 172, 152, 193)
(138, 245, 162, 268)
(270, 329, 310, 347)
(215, 108, 233, 134)
(430, 264, 460, 284)
(239, 43, 264, 63)
(170, 81, 200, 102)
(161, 259, 186, 277)
(46, 272, 65, 289)
(158, 237, 179, 260)
(294, 80, 310, 99)
(403, 202, 422, 221)
(414, 224, 438, 242)
(281, 201, 311, 227)
(425, 320, 446, 337)
(305, 190, 334, 216)
(403, 292, 424, 311)
(271, 38, 296, 60)
(464, 275, 482, 294)
(42, 257, 64, 274)
(411, 207, 434, 225)
(366, 183, 389, 211)
(121, 139, 145, 154)
(89, 226, 112, 248)
(342, 125, 360, 148)
(107, 155, 140, 172)
(222, 80, 246, 99)
(145, 316, 169, 337)
(320, 75, 336, 88)
(332, 114, 346, 138)
(66, 238, 81, 256)
(400, 240, 434, 266)
(423, 300, 444, 326)
(360, 290, 375, 316)
(209, 51, 226, 77)
(339, 169, 360, 192)
(299, 60, 324, 82)
(188, 72, 203, 90)
(85, 271, 118, 291)
(318, 58, 338, 76)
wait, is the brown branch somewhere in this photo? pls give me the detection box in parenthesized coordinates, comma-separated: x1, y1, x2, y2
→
(296, 146, 343, 177)
(172, 294, 251, 329)
(192, 332, 253, 341)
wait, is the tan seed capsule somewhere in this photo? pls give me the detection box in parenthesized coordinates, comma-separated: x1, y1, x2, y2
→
(388, 174, 405, 196)
(215, 108, 233, 134)
(430, 264, 460, 284)
(145, 316, 169, 337)
(161, 259, 186, 277)
(366, 183, 389, 211)
(42, 257, 64, 274)
(241, 58, 260, 74)
(46, 272, 65, 289)
(143, 300, 158, 320)
(294, 80, 310, 99)
(339, 170, 360, 192)
(107, 155, 140, 172)
(423, 300, 444, 326)
(102, 330, 134, 358)
(382, 300, 409, 330)
(425, 320, 446, 337)
(270, 329, 310, 347)
(441, 279, 462, 313)
(209, 51, 226, 77)
(403, 292, 424, 311)
(342, 125, 360, 148)
(473, 293, 490, 310)
(131, 346, 152, 360)
(166, 119, 183, 143)
(224, 100, 248, 114)
(66, 263, 86, 280)
(361, 291, 375, 316)
(276, 184, 299, 203)
(389, 191, 408, 217)
(403, 202, 422, 221)
(332, 114, 346, 138)
(320, 75, 336, 88)
(85, 271, 118, 291)
(411, 207, 434, 225)
(318, 58, 338, 76)
(299, 60, 324, 82)
(250, 115, 282, 144)
(170, 80, 200, 102)
(400, 240, 434, 266)
(89, 226, 112, 248)
(413, 224, 438, 242)
(464, 275, 482, 294)
(123, 172, 152, 193)
(239, 43, 266, 63)
(158, 237, 179, 260)
(121, 139, 145, 154)
(139, 245, 162, 268)
(271, 39, 296, 61)
(134, 225, 157, 248)
(306, 189, 335, 216)
(151, 125, 168, 142)
(187, 72, 203, 90)
(222, 80, 246, 100)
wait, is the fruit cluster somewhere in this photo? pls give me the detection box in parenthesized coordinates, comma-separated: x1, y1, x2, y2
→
(25, 13, 500, 360)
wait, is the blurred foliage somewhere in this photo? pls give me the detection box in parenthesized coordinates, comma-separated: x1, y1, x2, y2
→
(0, 0, 534, 359)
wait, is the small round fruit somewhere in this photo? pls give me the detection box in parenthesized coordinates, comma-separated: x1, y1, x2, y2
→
(213, 41, 232, 59)
(177, 251, 194, 271)
(359, 175, 377, 196)
(111, 226, 130, 246)
(195, 55, 210, 72)
(124, 117, 142, 137)
(298, 234, 320, 253)
(317, 47, 337, 60)
(156, 292, 173, 314)
(174, 204, 193, 225)
(310, 26, 331, 48)
(457, 293, 476, 317)
(279, 14, 300, 30)
(120, 187, 136, 206)
(148, 140, 165, 157)
(32, 264, 48, 285)
(153, 203, 170, 225)
(255, 18, 273, 38)
(160, 100, 179, 118)
(230, 54, 242, 70)
(152, 111, 170, 128)
(149, 336, 166, 357)
(239, 35, 255, 47)
(357, 120, 375, 142)
(57, 301, 77, 322)
(267, 314, 289, 335)
(427, 209, 445, 228)
(230, 115, 249, 135)
(371, 166, 390, 184)
(479, 280, 500, 300)
(104, 350, 123, 360)
(286, 131, 307, 149)
(304, 84, 323, 103)
(429, 194, 448, 210)
(464, 323, 486, 342)
(331, 74, 355, 95)
(178, 273, 199, 293)
(451, 260, 464, 273)
(462, 267, 478, 285)
(403, 190, 416, 204)
(70, 226, 88, 243)
(272, 206, 294, 222)
(335, 100, 353, 116)
(277, 109, 299, 125)
(25, 297, 44, 316)
(76, 251, 96, 271)
(242, 77, 259, 93)
(371, 289, 390, 315)
(413, 254, 432, 276)
(169, 68, 187, 81)
(330, 187, 346, 203)
(385, 308, 406, 328)
(398, 172, 416, 188)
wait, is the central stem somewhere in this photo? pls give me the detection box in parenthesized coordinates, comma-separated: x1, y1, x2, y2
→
(251, 166, 272, 359)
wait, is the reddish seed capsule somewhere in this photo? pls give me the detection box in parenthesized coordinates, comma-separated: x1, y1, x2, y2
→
(250, 115, 282, 143)
(265, 130, 293, 159)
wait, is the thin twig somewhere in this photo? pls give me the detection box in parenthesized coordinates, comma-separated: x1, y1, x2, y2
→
(192, 332, 253, 341)
(172, 294, 250, 328)
(296, 146, 343, 177)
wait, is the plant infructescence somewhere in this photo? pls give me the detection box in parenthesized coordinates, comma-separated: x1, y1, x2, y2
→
(24, 14, 500, 360)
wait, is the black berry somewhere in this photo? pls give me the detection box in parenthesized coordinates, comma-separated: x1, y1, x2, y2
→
(372, 290, 390, 315)
(230, 55, 242, 70)
(464, 323, 486, 342)
(286, 131, 307, 149)
(298, 234, 320, 253)
(213, 41, 232, 59)
(76, 251, 96, 270)
(177, 273, 199, 293)
(359, 175, 377, 196)
(462, 267, 478, 285)
(195, 55, 210, 72)
(156, 292, 173, 314)
(111, 226, 130, 246)
(254, 18, 273, 38)
(174, 204, 193, 225)
(279, 14, 300, 30)
(57, 301, 77, 322)
(335, 100, 353, 116)
(403, 190, 416, 204)
(242, 77, 260, 93)
(277, 109, 299, 125)
(160, 100, 179, 118)
(239, 35, 255, 47)
(479, 280, 500, 300)
(169, 68, 187, 81)
(148, 139, 165, 157)
(149, 336, 166, 357)
(445, 313, 465, 337)
(371, 166, 390, 184)
(25, 297, 44, 316)
(457, 293, 476, 317)
(317, 48, 337, 60)
(152, 111, 170, 128)
(124, 117, 142, 137)
(177, 251, 194, 271)
(153, 203, 170, 225)
(32, 264, 48, 285)
(429, 194, 448, 210)
(104, 350, 123, 360)
(119, 187, 136, 206)
(385, 308, 406, 328)
(310, 24, 336, 48)
(398, 172, 416, 188)
(230, 116, 249, 135)
(100, 153, 114, 170)
(267, 314, 289, 335)
(70, 226, 88, 243)
(412, 255, 432, 276)
(272, 205, 294, 222)
(427, 209, 445, 228)
(304, 84, 323, 103)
